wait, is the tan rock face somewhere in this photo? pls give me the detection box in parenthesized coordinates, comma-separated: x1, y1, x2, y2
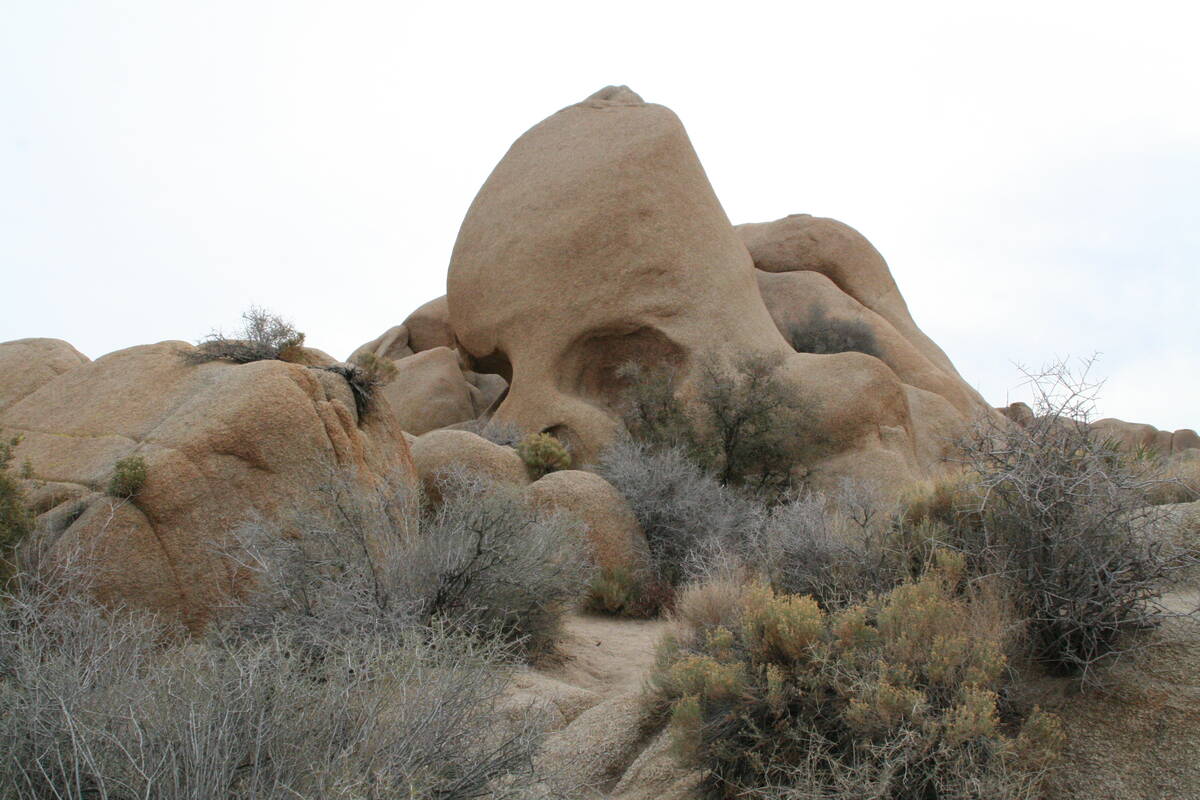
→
(408, 428, 531, 503)
(1091, 417, 1200, 458)
(0, 338, 89, 414)
(350, 297, 508, 435)
(381, 347, 478, 435)
(445, 87, 781, 456)
(524, 470, 650, 577)
(0, 341, 417, 628)
(442, 86, 995, 489)
(738, 214, 964, 379)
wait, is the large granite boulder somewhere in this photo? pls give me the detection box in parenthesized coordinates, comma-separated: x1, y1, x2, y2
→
(442, 86, 995, 489)
(0, 340, 417, 628)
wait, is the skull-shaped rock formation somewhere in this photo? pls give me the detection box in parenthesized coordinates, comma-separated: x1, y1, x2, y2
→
(438, 86, 994, 490)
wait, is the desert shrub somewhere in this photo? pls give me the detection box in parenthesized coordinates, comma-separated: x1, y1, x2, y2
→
(0, 554, 558, 800)
(323, 351, 399, 417)
(947, 359, 1197, 681)
(188, 305, 306, 365)
(231, 467, 591, 658)
(0, 436, 32, 574)
(615, 361, 696, 452)
(596, 439, 759, 610)
(616, 353, 812, 499)
(106, 454, 147, 499)
(745, 487, 930, 609)
(692, 353, 809, 497)
(516, 432, 572, 477)
(413, 470, 592, 654)
(588, 565, 638, 614)
(787, 304, 881, 359)
(652, 555, 1061, 799)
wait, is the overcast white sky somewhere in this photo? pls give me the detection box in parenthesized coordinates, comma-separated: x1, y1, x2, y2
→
(2, 1, 1197, 430)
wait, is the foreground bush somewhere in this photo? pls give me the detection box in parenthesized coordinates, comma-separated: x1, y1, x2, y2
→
(231, 467, 592, 658)
(653, 554, 1062, 799)
(950, 360, 1196, 680)
(0, 555, 559, 800)
(596, 439, 757, 612)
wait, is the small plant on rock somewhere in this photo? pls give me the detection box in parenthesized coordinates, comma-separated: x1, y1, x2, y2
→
(188, 305, 306, 365)
(325, 351, 399, 416)
(107, 455, 147, 499)
(516, 432, 572, 477)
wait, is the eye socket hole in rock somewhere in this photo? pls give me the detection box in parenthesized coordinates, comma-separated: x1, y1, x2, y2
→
(559, 326, 686, 411)
(787, 304, 881, 359)
(468, 349, 513, 384)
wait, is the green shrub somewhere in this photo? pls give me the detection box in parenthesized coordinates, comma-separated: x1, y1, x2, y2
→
(588, 566, 640, 615)
(614, 361, 696, 452)
(188, 306, 306, 365)
(616, 353, 812, 499)
(787, 304, 881, 358)
(516, 432, 572, 477)
(653, 556, 1062, 798)
(107, 455, 147, 499)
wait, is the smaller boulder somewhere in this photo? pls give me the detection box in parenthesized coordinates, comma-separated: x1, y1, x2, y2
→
(403, 295, 456, 353)
(383, 347, 478, 435)
(410, 429, 531, 503)
(525, 470, 650, 577)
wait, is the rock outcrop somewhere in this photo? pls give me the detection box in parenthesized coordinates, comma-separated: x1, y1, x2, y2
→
(409, 428, 531, 502)
(1090, 417, 1200, 458)
(351, 297, 507, 434)
(0, 340, 417, 628)
(0, 338, 89, 414)
(437, 85, 996, 490)
(409, 429, 649, 576)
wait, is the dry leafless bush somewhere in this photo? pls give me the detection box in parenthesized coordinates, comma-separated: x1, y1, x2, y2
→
(743, 483, 919, 609)
(0, 491, 575, 799)
(227, 466, 591, 659)
(1137, 451, 1200, 506)
(596, 438, 757, 600)
(954, 357, 1197, 682)
(186, 305, 306, 365)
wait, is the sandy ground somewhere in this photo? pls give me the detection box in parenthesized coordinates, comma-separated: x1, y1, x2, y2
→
(540, 613, 671, 695)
